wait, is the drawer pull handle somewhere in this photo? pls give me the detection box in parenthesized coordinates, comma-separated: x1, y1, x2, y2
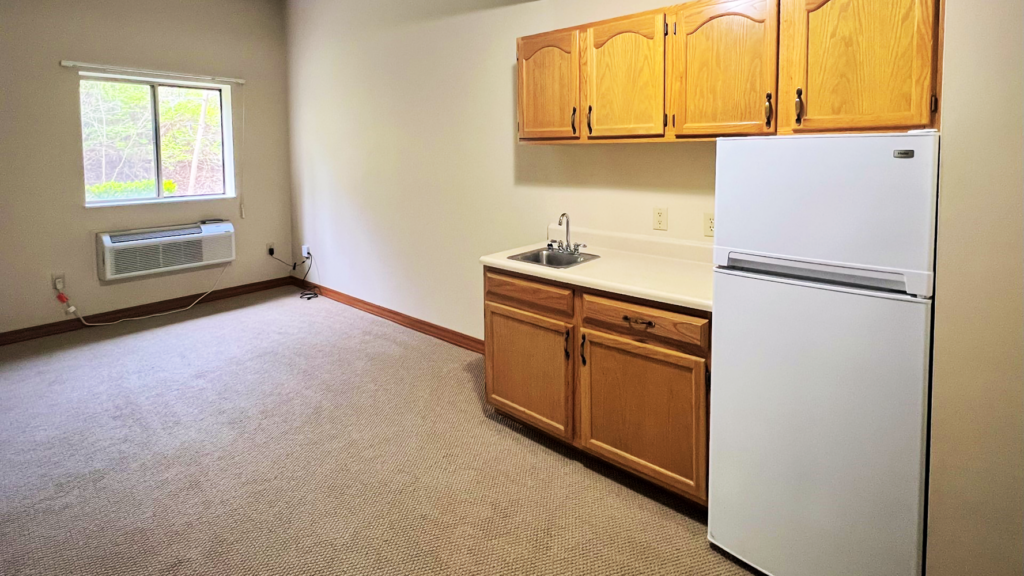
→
(581, 334, 587, 366)
(622, 315, 655, 328)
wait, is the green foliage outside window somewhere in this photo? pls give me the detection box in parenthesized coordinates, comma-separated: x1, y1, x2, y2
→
(86, 179, 178, 200)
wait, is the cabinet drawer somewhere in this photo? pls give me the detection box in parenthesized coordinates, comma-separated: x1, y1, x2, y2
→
(581, 294, 708, 354)
(485, 271, 574, 319)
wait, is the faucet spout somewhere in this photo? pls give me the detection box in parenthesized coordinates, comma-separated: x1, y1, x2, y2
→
(558, 213, 570, 249)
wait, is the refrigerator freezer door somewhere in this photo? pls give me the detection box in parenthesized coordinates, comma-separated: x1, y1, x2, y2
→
(708, 269, 930, 576)
(714, 133, 939, 296)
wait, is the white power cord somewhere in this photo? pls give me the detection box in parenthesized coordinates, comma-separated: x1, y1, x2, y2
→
(60, 265, 229, 327)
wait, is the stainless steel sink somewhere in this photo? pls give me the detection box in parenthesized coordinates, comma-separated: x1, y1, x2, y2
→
(508, 248, 599, 269)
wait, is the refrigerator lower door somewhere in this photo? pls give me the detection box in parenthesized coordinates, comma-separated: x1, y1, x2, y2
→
(708, 269, 930, 576)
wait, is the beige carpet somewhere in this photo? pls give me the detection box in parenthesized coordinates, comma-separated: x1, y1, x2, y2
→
(0, 287, 755, 575)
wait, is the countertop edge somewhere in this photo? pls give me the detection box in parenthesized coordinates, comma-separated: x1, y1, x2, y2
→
(479, 252, 713, 313)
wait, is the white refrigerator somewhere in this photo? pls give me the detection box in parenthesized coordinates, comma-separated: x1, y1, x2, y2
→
(707, 133, 939, 576)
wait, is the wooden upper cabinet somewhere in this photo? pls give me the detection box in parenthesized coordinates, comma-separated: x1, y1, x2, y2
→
(584, 13, 666, 138)
(516, 0, 942, 142)
(778, 0, 938, 133)
(518, 30, 581, 139)
(485, 302, 574, 441)
(672, 0, 778, 136)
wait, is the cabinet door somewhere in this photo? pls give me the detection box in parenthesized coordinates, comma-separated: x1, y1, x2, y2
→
(579, 329, 707, 500)
(485, 302, 574, 440)
(672, 0, 778, 136)
(518, 30, 581, 139)
(778, 0, 937, 132)
(584, 13, 666, 138)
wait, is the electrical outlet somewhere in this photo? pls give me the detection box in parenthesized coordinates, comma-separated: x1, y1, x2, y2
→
(51, 272, 66, 291)
(301, 245, 311, 258)
(653, 207, 668, 231)
(704, 213, 715, 237)
(266, 242, 276, 256)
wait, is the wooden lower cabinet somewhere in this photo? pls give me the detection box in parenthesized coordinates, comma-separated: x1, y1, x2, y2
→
(484, 302, 574, 441)
(579, 329, 707, 502)
(484, 269, 710, 504)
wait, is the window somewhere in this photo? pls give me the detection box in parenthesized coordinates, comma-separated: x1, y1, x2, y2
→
(77, 74, 235, 205)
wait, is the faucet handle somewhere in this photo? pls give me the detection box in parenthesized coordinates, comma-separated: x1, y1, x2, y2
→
(572, 243, 587, 254)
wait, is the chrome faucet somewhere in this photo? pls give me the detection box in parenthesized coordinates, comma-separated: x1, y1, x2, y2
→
(555, 213, 586, 255)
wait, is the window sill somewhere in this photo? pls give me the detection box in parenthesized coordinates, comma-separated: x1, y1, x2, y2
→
(85, 194, 236, 208)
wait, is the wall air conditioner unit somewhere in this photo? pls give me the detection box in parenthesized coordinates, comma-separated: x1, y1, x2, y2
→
(97, 222, 235, 281)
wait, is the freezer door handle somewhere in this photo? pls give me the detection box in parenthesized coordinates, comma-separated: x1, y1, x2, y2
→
(726, 252, 910, 293)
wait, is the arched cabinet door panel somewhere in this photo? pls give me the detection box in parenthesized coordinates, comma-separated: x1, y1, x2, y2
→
(778, 0, 938, 133)
(673, 0, 778, 136)
(517, 30, 580, 140)
(584, 13, 666, 138)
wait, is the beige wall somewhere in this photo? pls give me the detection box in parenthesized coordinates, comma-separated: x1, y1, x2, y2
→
(285, 0, 716, 340)
(928, 0, 1024, 574)
(0, 0, 294, 333)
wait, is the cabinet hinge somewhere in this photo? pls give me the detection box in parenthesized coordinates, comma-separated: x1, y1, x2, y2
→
(672, 114, 676, 127)
(930, 94, 938, 113)
(665, 22, 669, 36)
(664, 113, 668, 128)
(674, 22, 677, 35)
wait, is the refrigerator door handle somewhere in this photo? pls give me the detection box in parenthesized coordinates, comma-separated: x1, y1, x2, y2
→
(725, 252, 911, 293)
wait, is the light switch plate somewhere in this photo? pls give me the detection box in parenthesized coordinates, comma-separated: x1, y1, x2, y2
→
(704, 213, 715, 237)
(653, 207, 668, 231)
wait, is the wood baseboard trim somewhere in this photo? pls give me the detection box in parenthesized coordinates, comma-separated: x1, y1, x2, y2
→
(0, 276, 296, 347)
(298, 279, 485, 355)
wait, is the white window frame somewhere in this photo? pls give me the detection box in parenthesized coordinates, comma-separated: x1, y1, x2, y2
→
(79, 71, 236, 207)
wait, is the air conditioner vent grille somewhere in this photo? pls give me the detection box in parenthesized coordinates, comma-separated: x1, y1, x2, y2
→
(112, 239, 206, 276)
(110, 226, 202, 244)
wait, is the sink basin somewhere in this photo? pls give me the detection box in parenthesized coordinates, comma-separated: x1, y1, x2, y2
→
(508, 247, 599, 269)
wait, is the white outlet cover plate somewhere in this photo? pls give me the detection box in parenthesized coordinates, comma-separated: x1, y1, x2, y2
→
(653, 208, 668, 231)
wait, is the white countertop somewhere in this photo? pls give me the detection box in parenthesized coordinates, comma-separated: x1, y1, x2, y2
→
(479, 227, 714, 312)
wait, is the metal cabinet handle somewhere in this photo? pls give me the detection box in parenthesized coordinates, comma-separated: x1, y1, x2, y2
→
(581, 334, 587, 366)
(795, 88, 804, 126)
(587, 105, 593, 135)
(622, 315, 655, 328)
(765, 92, 773, 128)
(564, 329, 570, 359)
(571, 107, 577, 135)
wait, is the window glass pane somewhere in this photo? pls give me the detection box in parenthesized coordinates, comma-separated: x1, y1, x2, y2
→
(158, 86, 225, 197)
(80, 81, 158, 202)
